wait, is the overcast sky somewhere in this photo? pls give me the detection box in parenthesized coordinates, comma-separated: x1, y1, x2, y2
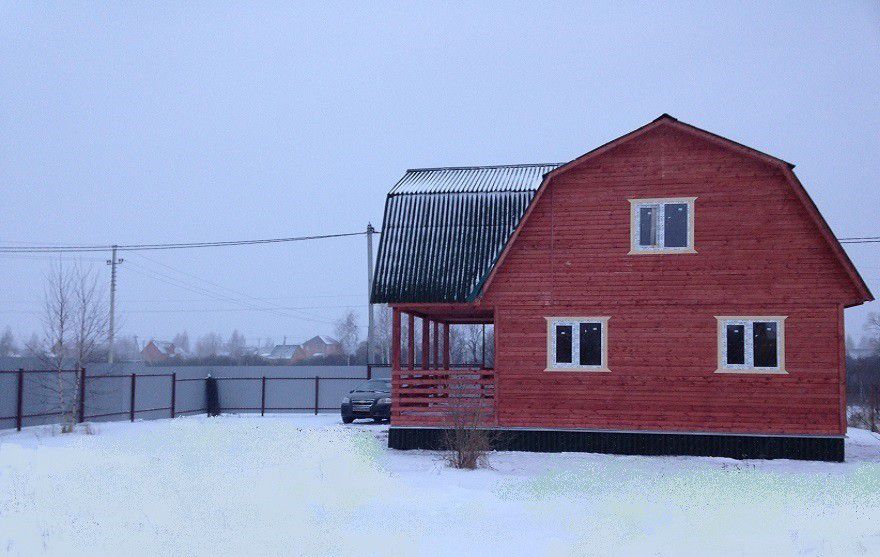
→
(1, 1, 878, 348)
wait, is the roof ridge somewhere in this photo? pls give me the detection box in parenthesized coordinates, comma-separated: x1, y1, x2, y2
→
(406, 162, 564, 172)
(389, 189, 539, 196)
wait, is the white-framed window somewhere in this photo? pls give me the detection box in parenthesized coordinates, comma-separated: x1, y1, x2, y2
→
(629, 197, 696, 254)
(715, 316, 787, 374)
(546, 317, 609, 372)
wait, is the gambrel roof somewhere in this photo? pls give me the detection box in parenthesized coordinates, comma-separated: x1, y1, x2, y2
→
(371, 115, 873, 306)
(371, 164, 561, 303)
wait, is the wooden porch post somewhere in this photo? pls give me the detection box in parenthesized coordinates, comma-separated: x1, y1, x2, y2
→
(391, 308, 401, 370)
(443, 322, 450, 370)
(421, 317, 430, 370)
(432, 321, 440, 370)
(407, 313, 415, 371)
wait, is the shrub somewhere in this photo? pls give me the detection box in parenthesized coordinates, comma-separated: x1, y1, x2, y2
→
(442, 391, 495, 469)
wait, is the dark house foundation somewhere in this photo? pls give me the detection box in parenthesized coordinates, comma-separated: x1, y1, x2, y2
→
(388, 426, 844, 462)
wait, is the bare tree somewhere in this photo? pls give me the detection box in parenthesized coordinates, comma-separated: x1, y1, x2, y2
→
(444, 324, 494, 367)
(112, 335, 140, 361)
(334, 311, 360, 364)
(462, 325, 481, 364)
(849, 362, 880, 433)
(27, 263, 107, 433)
(865, 313, 880, 355)
(25, 332, 43, 358)
(195, 332, 223, 358)
(373, 305, 392, 364)
(226, 330, 247, 360)
(448, 325, 464, 364)
(34, 263, 73, 374)
(852, 389, 880, 433)
(70, 265, 109, 372)
(484, 326, 495, 368)
(0, 326, 17, 357)
(172, 331, 191, 355)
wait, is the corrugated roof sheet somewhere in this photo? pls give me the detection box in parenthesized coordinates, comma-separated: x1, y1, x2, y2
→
(390, 163, 562, 194)
(372, 164, 561, 304)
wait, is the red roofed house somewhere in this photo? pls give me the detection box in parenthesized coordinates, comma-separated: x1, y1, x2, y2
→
(291, 335, 344, 362)
(141, 340, 184, 364)
(370, 115, 872, 461)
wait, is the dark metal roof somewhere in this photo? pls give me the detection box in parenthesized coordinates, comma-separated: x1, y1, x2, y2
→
(371, 164, 561, 304)
(390, 163, 562, 194)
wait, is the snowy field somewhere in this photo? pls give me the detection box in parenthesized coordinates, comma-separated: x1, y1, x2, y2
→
(1, 415, 879, 557)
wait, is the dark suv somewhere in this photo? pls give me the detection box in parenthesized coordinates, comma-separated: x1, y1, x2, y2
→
(341, 379, 391, 423)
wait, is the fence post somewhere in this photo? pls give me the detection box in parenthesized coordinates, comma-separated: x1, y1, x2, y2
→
(170, 373, 177, 418)
(78, 368, 86, 423)
(314, 376, 320, 415)
(15, 369, 24, 432)
(366, 364, 372, 379)
(261, 376, 267, 416)
(130, 373, 137, 422)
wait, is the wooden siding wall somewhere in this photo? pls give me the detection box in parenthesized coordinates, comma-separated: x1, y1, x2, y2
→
(481, 125, 856, 436)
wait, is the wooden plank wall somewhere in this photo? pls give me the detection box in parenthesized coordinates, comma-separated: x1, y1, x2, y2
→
(479, 124, 857, 436)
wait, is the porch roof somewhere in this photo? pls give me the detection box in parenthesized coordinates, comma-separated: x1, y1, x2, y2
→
(394, 303, 494, 324)
(371, 163, 561, 304)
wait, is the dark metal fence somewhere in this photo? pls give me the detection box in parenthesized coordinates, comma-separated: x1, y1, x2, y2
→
(0, 365, 390, 432)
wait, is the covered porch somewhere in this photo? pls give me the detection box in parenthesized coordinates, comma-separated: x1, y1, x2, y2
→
(390, 304, 496, 427)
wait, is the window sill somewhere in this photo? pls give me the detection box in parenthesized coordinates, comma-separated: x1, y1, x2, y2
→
(714, 368, 788, 375)
(627, 248, 697, 255)
(544, 367, 611, 373)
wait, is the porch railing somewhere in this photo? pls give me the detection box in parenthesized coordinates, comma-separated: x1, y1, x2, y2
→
(392, 365, 495, 426)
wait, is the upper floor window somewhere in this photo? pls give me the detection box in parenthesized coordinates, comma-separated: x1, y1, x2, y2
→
(715, 316, 787, 374)
(546, 317, 609, 372)
(629, 197, 696, 254)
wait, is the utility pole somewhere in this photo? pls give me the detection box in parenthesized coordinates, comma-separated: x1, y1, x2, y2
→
(366, 223, 376, 364)
(107, 245, 123, 364)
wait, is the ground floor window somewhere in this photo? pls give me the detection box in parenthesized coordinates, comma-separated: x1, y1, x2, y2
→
(546, 317, 609, 371)
(715, 316, 786, 373)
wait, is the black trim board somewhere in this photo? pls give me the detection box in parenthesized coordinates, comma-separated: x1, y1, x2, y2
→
(388, 427, 844, 462)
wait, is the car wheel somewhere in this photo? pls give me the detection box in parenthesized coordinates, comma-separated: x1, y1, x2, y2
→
(342, 416, 354, 424)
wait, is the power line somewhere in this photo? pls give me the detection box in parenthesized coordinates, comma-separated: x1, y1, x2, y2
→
(0, 231, 370, 253)
(1, 293, 365, 304)
(0, 230, 874, 252)
(122, 260, 337, 325)
(117, 304, 365, 314)
(128, 252, 339, 324)
(0, 305, 364, 314)
(0, 253, 106, 262)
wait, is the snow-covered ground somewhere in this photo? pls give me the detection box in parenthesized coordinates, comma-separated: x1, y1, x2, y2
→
(1, 415, 879, 557)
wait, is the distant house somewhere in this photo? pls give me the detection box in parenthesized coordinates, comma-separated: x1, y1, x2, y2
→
(265, 335, 344, 363)
(266, 344, 300, 360)
(141, 341, 184, 363)
(292, 335, 343, 362)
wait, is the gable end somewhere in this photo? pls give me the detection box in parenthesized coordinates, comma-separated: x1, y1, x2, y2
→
(477, 115, 872, 305)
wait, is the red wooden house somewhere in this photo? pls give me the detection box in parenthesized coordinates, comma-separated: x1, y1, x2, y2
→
(371, 115, 872, 461)
(141, 340, 183, 364)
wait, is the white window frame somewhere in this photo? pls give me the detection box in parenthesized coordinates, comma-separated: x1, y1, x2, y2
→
(715, 316, 787, 374)
(545, 317, 610, 372)
(628, 197, 697, 254)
